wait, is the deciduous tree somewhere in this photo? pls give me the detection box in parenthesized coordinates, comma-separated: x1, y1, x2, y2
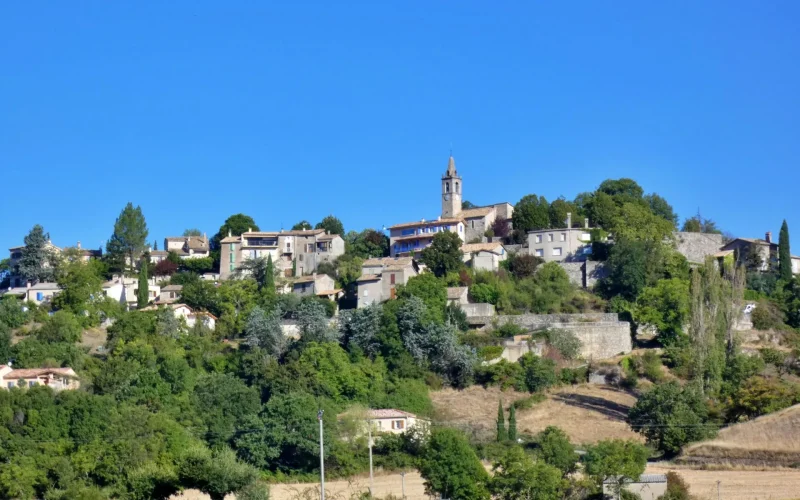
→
(419, 428, 491, 500)
(584, 439, 648, 494)
(513, 194, 550, 233)
(315, 215, 344, 235)
(291, 220, 312, 230)
(420, 231, 463, 277)
(490, 446, 564, 500)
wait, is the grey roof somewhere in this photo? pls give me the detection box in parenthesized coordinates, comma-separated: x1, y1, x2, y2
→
(161, 285, 183, 292)
(29, 282, 60, 290)
(447, 287, 468, 300)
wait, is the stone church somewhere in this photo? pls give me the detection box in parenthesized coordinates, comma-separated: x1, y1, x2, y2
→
(441, 156, 513, 242)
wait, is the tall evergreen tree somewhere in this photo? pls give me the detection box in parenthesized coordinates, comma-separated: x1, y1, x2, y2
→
(17, 224, 58, 284)
(137, 259, 149, 308)
(107, 202, 149, 272)
(496, 400, 506, 442)
(265, 254, 275, 291)
(153, 240, 158, 251)
(508, 405, 517, 442)
(779, 220, 792, 281)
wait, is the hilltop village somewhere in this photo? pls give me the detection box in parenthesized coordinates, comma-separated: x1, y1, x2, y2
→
(2, 156, 800, 499)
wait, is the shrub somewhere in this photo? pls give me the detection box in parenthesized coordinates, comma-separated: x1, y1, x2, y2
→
(533, 426, 578, 475)
(547, 329, 582, 360)
(751, 302, 784, 330)
(517, 354, 558, 393)
(475, 360, 524, 390)
(492, 322, 526, 338)
(659, 471, 692, 500)
(469, 283, 499, 305)
(559, 366, 588, 385)
(512, 392, 546, 410)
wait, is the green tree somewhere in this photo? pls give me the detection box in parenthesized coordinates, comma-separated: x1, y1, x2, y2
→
(53, 251, 104, 318)
(183, 228, 203, 237)
(584, 192, 618, 229)
(397, 273, 448, 322)
(36, 310, 82, 343)
(291, 220, 313, 230)
(137, 259, 149, 308)
(533, 426, 578, 476)
(346, 229, 390, 259)
(601, 240, 655, 300)
(315, 215, 344, 235)
(264, 254, 275, 291)
(178, 446, 261, 500)
(419, 427, 491, 500)
(635, 278, 690, 342)
(490, 446, 564, 500)
(598, 178, 644, 203)
(496, 400, 507, 442)
(17, 224, 59, 284)
(779, 220, 792, 281)
(611, 203, 675, 243)
(628, 381, 716, 455)
(193, 373, 260, 447)
(681, 214, 721, 234)
(584, 439, 648, 494)
(644, 193, 678, 227)
(234, 255, 276, 291)
(513, 194, 550, 233)
(420, 231, 463, 277)
(244, 306, 286, 356)
(518, 353, 558, 393)
(508, 404, 517, 442)
(107, 203, 149, 272)
(548, 197, 578, 228)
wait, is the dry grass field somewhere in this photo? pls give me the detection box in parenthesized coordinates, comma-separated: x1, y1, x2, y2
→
(431, 384, 642, 444)
(682, 404, 800, 467)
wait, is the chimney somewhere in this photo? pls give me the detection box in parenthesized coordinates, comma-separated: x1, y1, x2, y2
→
(76, 241, 81, 249)
(566, 212, 572, 229)
(228, 229, 232, 237)
(421, 218, 426, 223)
(248, 227, 252, 233)
(766, 231, 772, 243)
(584, 218, 589, 229)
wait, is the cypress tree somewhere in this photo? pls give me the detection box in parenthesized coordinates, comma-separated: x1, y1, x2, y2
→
(137, 260, 149, 308)
(508, 405, 517, 442)
(265, 253, 275, 291)
(779, 220, 792, 281)
(496, 400, 506, 442)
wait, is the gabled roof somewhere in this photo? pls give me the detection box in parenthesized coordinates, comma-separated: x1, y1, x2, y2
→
(161, 284, 183, 292)
(461, 242, 505, 254)
(294, 274, 330, 284)
(317, 234, 342, 241)
(390, 218, 463, 230)
(363, 256, 414, 268)
(724, 237, 776, 248)
(460, 207, 494, 218)
(368, 408, 417, 419)
(356, 274, 382, 282)
(2, 367, 78, 379)
(1, 287, 27, 297)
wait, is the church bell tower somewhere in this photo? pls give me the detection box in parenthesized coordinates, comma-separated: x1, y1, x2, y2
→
(441, 156, 462, 218)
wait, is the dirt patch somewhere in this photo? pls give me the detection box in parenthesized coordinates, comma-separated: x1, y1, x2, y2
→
(431, 384, 641, 445)
(80, 327, 108, 352)
(681, 404, 800, 467)
(648, 463, 800, 500)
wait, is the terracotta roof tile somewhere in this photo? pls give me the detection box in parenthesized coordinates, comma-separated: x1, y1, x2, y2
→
(389, 218, 463, 230)
(368, 409, 417, 419)
(460, 207, 494, 218)
(356, 274, 382, 282)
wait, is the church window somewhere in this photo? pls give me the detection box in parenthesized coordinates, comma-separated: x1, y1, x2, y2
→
(455, 182, 459, 193)
(445, 182, 450, 193)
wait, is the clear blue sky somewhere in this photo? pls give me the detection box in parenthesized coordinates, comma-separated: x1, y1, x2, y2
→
(2, 1, 800, 253)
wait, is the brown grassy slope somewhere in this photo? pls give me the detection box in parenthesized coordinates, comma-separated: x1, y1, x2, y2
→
(431, 384, 642, 445)
(681, 404, 800, 467)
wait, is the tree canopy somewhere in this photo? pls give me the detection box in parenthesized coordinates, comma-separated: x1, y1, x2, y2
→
(106, 203, 149, 272)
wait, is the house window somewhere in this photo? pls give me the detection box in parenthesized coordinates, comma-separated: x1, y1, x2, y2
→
(229, 243, 234, 251)
(535, 249, 544, 257)
(230, 253, 234, 263)
(392, 420, 405, 430)
(548, 234, 554, 242)
(250, 250, 257, 259)
(28, 381, 37, 387)
(390, 274, 396, 285)
(560, 233, 566, 242)
(552, 247, 562, 256)
(535, 235, 542, 243)
(6, 382, 13, 389)
(286, 242, 291, 251)
(581, 233, 591, 241)
(230, 264, 235, 272)
(471, 220, 474, 229)
(363, 289, 369, 297)
(459, 225, 462, 232)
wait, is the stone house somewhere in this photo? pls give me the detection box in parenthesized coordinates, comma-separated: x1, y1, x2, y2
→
(388, 218, 465, 257)
(461, 242, 507, 271)
(164, 235, 210, 259)
(527, 213, 593, 262)
(292, 273, 341, 301)
(721, 232, 779, 272)
(220, 229, 345, 280)
(0, 365, 80, 391)
(356, 257, 419, 308)
(7, 240, 61, 288)
(158, 284, 183, 304)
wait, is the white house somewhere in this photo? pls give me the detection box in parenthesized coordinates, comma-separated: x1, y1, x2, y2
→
(0, 365, 80, 391)
(140, 303, 217, 330)
(461, 242, 508, 272)
(368, 409, 425, 435)
(102, 276, 161, 309)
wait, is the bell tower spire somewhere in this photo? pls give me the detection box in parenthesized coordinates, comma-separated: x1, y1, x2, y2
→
(441, 155, 462, 218)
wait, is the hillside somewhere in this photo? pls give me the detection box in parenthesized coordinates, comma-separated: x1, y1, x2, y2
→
(680, 404, 800, 467)
(431, 384, 642, 445)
